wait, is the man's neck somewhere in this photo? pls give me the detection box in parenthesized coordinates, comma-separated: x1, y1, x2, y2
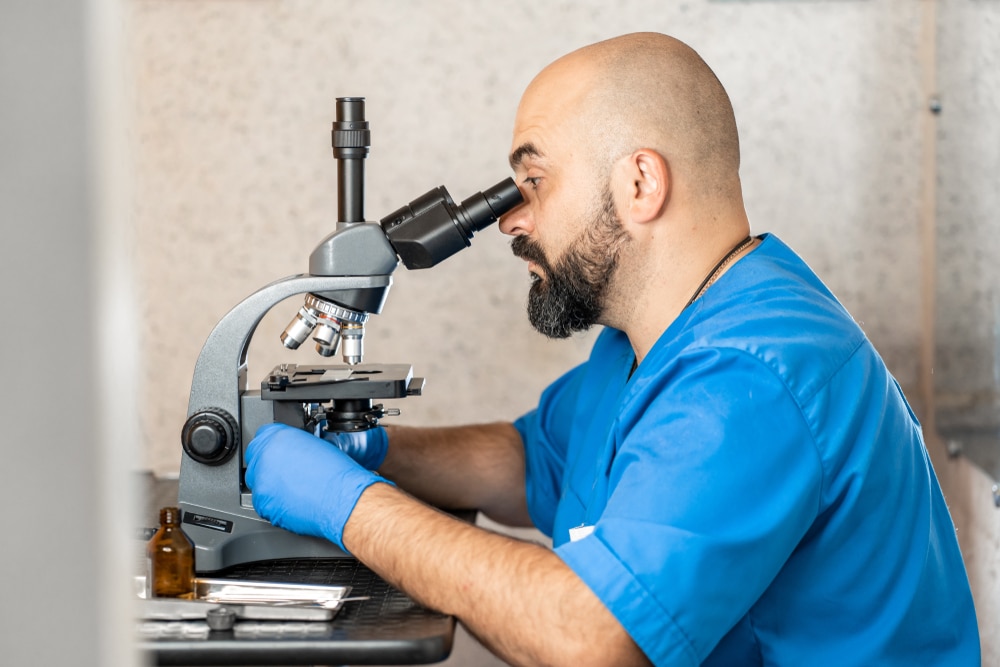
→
(614, 227, 756, 366)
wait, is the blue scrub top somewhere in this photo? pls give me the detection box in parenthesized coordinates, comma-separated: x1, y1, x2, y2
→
(514, 234, 979, 666)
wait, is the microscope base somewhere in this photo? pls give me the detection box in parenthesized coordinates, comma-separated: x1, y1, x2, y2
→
(179, 502, 348, 574)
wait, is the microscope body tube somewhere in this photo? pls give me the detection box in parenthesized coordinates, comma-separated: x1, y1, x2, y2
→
(333, 97, 369, 224)
(380, 178, 522, 269)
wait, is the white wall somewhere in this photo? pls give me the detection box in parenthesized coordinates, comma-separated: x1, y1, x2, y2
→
(129, 1, 999, 664)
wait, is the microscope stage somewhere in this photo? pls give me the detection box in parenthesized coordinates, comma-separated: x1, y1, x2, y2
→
(261, 363, 421, 401)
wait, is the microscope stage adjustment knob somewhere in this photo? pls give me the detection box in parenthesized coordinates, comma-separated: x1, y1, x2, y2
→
(182, 409, 239, 465)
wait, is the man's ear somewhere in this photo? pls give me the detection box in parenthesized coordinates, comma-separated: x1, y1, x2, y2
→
(616, 149, 669, 224)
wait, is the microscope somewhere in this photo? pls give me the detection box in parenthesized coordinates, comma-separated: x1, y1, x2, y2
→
(176, 98, 522, 573)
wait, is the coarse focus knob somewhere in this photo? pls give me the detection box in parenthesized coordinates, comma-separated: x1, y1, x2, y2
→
(182, 408, 239, 465)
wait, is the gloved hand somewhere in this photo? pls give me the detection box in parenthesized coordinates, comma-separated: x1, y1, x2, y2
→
(315, 424, 389, 471)
(245, 423, 391, 551)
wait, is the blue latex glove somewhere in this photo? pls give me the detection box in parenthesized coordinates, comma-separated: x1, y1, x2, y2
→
(245, 423, 389, 551)
(316, 424, 389, 471)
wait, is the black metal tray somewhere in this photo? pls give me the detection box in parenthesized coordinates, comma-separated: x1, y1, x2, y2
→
(140, 557, 454, 665)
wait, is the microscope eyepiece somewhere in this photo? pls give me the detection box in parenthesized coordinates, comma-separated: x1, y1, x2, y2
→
(333, 97, 370, 223)
(380, 177, 524, 270)
(464, 178, 524, 231)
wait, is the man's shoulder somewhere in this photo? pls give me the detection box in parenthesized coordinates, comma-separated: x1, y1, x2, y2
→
(653, 236, 874, 405)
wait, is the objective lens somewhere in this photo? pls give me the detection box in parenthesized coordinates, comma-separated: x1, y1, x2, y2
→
(279, 294, 368, 360)
(281, 307, 319, 349)
(340, 323, 364, 365)
(313, 322, 341, 357)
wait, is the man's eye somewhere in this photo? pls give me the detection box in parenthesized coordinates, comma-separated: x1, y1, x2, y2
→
(523, 176, 541, 190)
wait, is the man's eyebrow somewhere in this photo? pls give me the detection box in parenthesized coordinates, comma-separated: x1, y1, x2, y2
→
(509, 142, 543, 170)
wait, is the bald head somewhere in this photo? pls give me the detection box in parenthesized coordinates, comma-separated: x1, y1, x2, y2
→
(517, 33, 741, 202)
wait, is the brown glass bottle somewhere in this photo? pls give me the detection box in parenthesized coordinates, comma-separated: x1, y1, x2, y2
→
(146, 506, 195, 598)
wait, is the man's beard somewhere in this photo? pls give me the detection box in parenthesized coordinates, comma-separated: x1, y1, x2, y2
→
(510, 187, 630, 339)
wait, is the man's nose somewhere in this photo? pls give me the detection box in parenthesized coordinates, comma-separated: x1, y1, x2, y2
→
(498, 192, 530, 237)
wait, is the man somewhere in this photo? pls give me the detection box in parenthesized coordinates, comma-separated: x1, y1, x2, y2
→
(245, 33, 980, 665)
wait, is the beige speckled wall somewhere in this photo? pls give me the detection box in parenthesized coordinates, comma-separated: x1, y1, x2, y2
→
(134, 0, 930, 471)
(131, 0, 999, 662)
(937, 3, 1000, 429)
(933, 2, 1000, 663)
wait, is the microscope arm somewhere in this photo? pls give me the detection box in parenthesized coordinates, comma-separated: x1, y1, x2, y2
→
(185, 273, 391, 438)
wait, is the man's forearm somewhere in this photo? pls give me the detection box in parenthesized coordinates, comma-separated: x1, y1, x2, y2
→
(343, 483, 650, 667)
(379, 422, 532, 527)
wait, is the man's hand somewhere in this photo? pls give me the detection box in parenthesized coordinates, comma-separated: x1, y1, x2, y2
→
(244, 423, 390, 551)
(316, 424, 388, 470)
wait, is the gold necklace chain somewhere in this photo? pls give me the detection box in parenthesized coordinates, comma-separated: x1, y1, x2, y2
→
(685, 235, 754, 308)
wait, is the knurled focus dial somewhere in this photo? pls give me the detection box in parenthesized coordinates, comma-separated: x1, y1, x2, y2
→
(182, 408, 239, 465)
